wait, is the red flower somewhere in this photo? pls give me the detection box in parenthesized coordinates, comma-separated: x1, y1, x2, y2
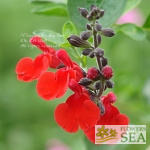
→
(36, 50, 83, 100)
(87, 67, 99, 79)
(83, 92, 129, 143)
(102, 65, 113, 79)
(15, 36, 61, 82)
(54, 79, 100, 132)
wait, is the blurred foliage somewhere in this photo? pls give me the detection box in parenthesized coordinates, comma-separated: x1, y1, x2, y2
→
(0, 0, 150, 150)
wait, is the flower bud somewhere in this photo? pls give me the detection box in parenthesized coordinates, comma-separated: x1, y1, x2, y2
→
(89, 51, 95, 58)
(86, 14, 93, 21)
(105, 80, 114, 88)
(91, 8, 98, 16)
(78, 78, 93, 86)
(80, 31, 92, 40)
(87, 67, 99, 80)
(101, 28, 115, 37)
(102, 65, 113, 79)
(97, 34, 102, 46)
(82, 48, 92, 56)
(94, 81, 101, 90)
(67, 35, 92, 48)
(90, 5, 97, 11)
(79, 8, 89, 18)
(90, 5, 100, 17)
(99, 10, 105, 18)
(94, 48, 104, 57)
(95, 23, 102, 31)
(101, 57, 108, 67)
(107, 92, 116, 103)
(86, 24, 92, 30)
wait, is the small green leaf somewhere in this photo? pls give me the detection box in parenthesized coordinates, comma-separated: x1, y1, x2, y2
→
(116, 23, 146, 41)
(32, 3, 68, 16)
(62, 21, 77, 39)
(67, 0, 126, 30)
(33, 30, 65, 46)
(143, 14, 150, 30)
(124, 0, 141, 13)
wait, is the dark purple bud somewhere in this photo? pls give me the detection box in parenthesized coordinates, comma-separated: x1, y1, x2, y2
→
(95, 48, 104, 57)
(99, 10, 105, 18)
(91, 7, 98, 16)
(79, 8, 89, 18)
(89, 51, 95, 58)
(101, 57, 108, 67)
(82, 48, 93, 56)
(101, 28, 115, 37)
(67, 35, 92, 48)
(94, 81, 101, 90)
(106, 80, 114, 88)
(86, 24, 92, 30)
(95, 23, 102, 31)
(97, 34, 102, 46)
(78, 78, 93, 86)
(80, 31, 92, 40)
(90, 5, 97, 11)
(86, 14, 93, 21)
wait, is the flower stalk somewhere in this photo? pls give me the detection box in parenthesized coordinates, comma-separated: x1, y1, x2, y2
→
(68, 5, 115, 109)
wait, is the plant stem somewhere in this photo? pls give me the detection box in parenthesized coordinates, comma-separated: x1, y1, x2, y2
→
(92, 21, 105, 99)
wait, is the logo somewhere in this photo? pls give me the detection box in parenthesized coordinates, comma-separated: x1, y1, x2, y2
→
(95, 125, 146, 144)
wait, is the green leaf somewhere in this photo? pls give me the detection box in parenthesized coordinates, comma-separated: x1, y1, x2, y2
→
(143, 14, 150, 30)
(124, 0, 141, 13)
(62, 21, 77, 39)
(67, 0, 126, 30)
(32, 3, 68, 16)
(98, 0, 126, 27)
(33, 30, 65, 46)
(116, 23, 146, 41)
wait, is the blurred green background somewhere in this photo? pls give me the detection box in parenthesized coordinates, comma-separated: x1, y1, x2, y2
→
(0, 0, 150, 150)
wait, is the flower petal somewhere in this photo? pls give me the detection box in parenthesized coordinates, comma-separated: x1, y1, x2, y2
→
(36, 68, 74, 100)
(55, 93, 100, 132)
(56, 50, 73, 68)
(36, 72, 58, 100)
(54, 103, 79, 132)
(16, 54, 49, 82)
(79, 100, 100, 130)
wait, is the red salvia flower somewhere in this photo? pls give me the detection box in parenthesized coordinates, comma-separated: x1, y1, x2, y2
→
(102, 65, 113, 79)
(83, 92, 129, 143)
(36, 50, 83, 100)
(15, 36, 62, 82)
(30, 36, 61, 69)
(54, 79, 100, 133)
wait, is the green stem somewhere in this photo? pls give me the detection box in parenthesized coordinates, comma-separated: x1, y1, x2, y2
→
(72, 47, 81, 59)
(72, 47, 87, 69)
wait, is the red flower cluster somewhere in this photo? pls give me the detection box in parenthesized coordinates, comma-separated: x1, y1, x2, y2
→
(16, 36, 83, 100)
(55, 79, 100, 132)
(16, 36, 61, 82)
(16, 36, 129, 143)
(84, 92, 129, 143)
